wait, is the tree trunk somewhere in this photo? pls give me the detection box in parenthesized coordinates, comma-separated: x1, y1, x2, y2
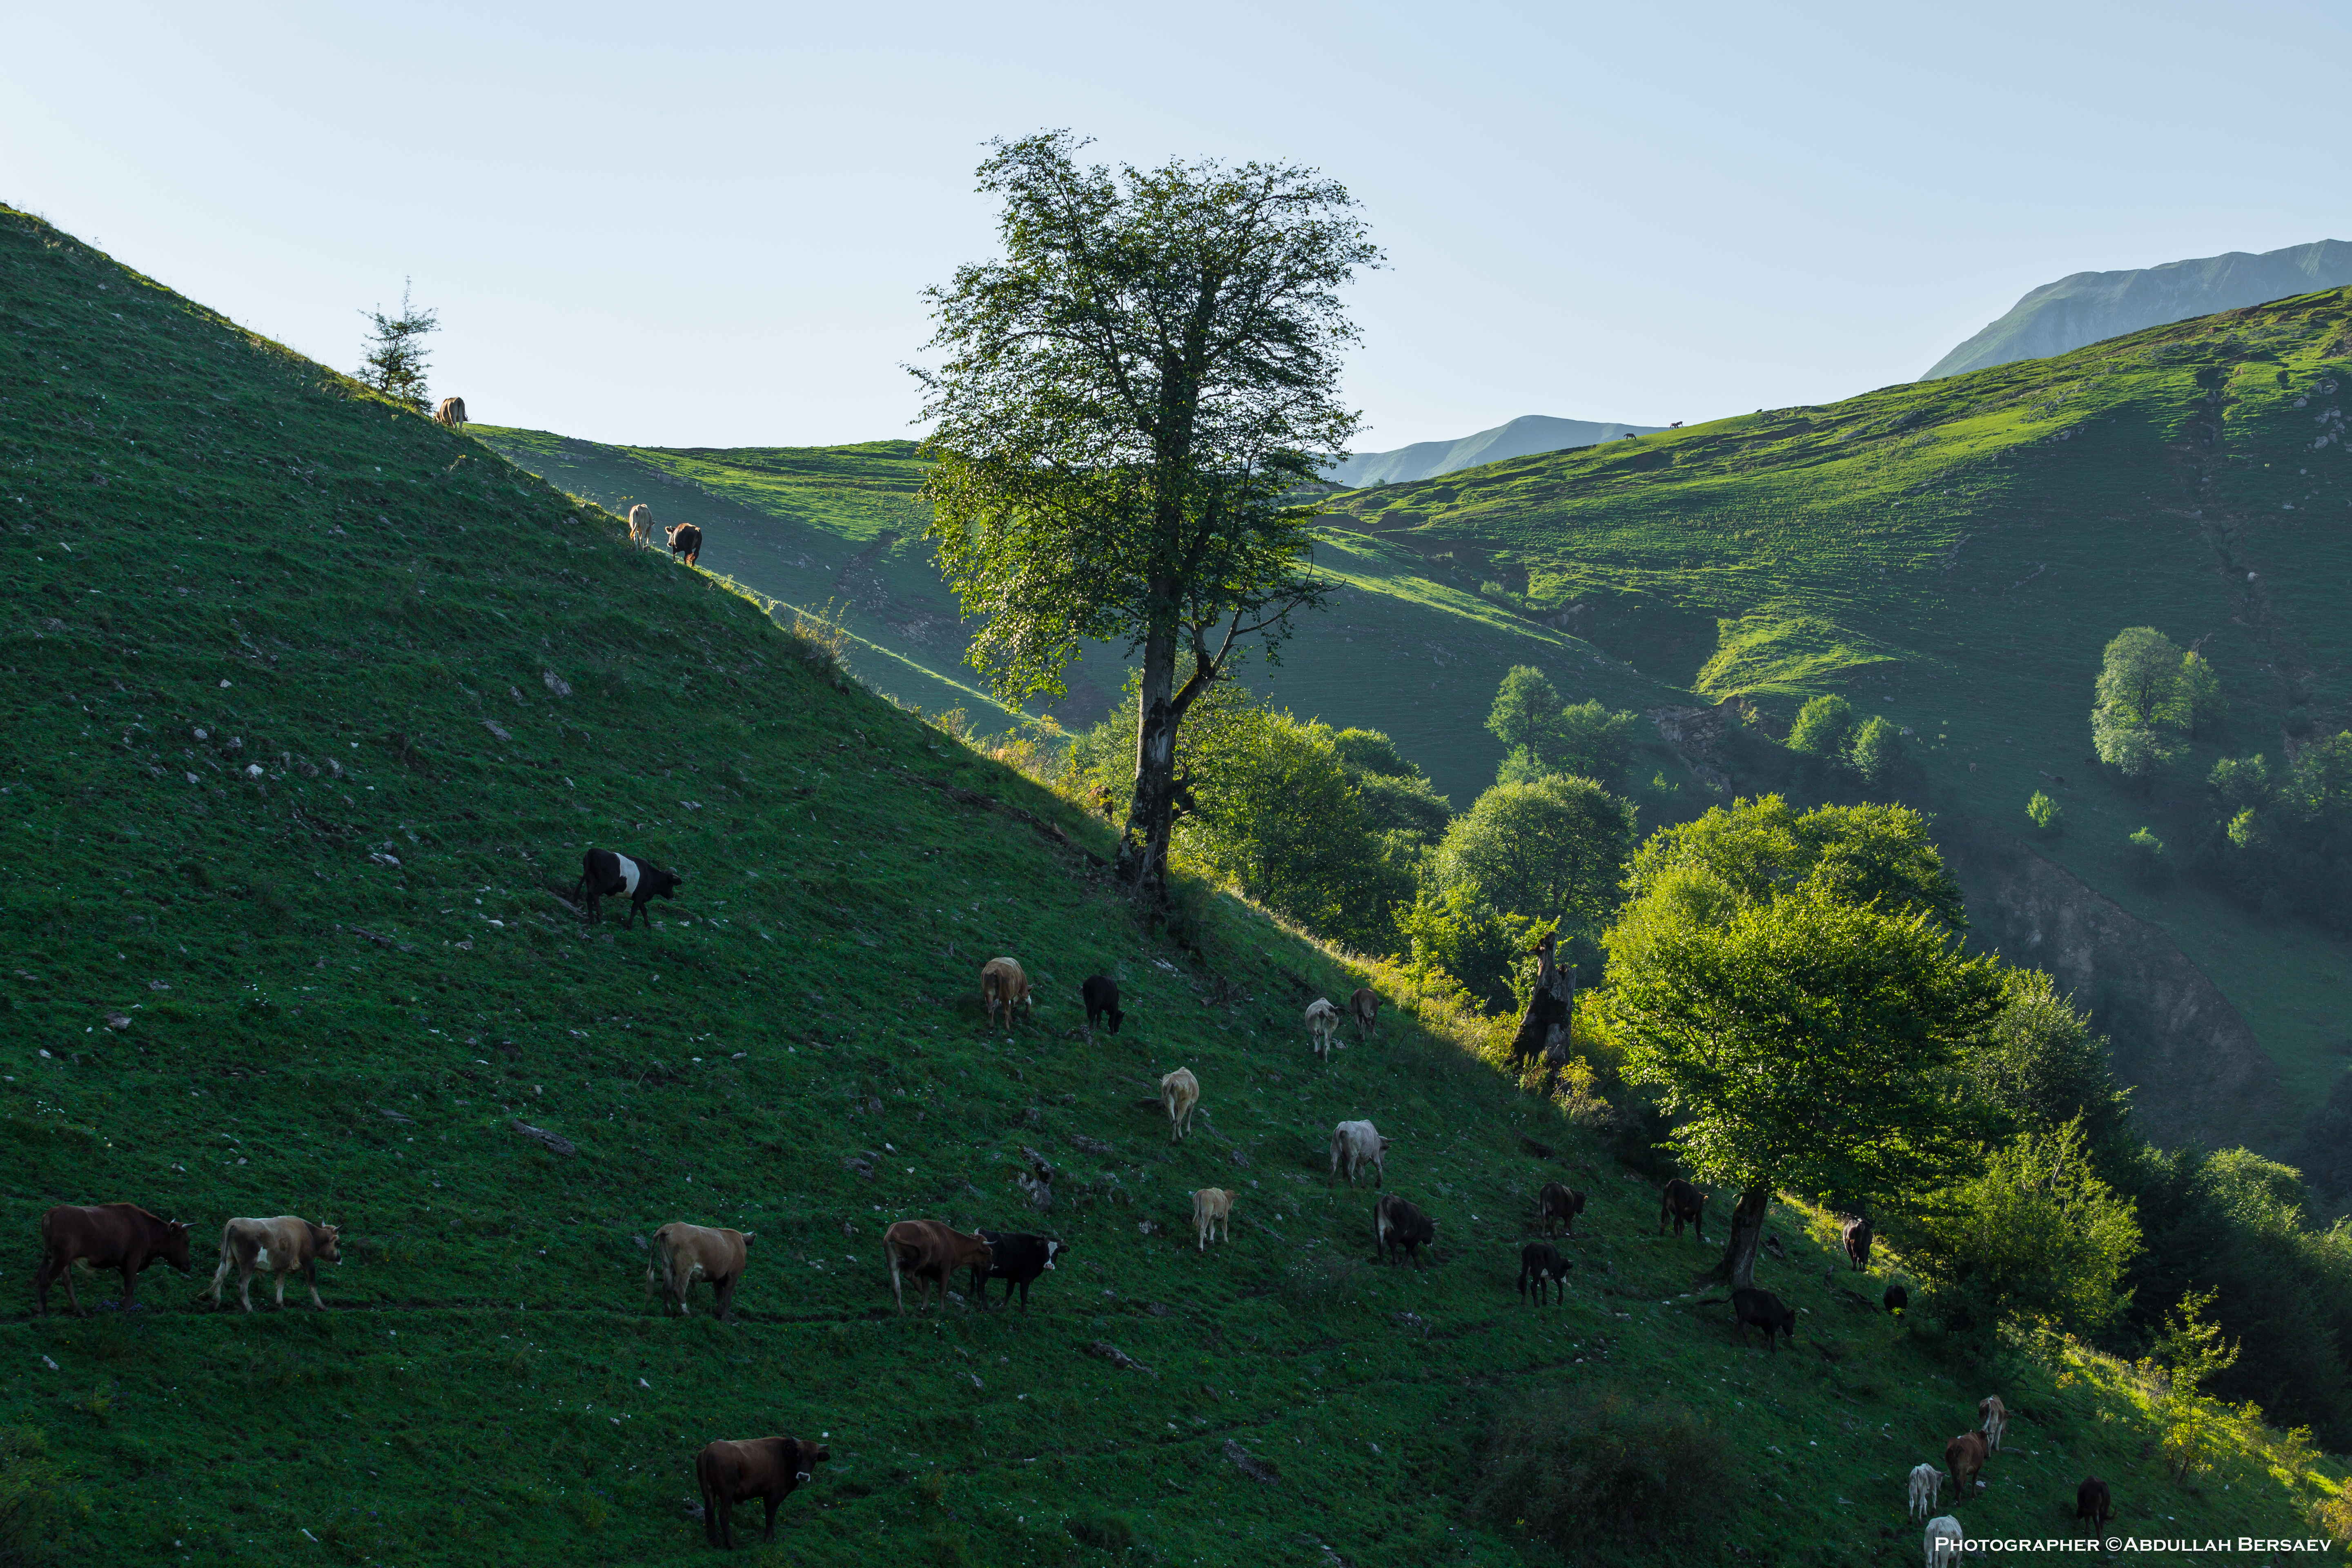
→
(1508, 933, 1573, 1067)
(1116, 616, 1183, 904)
(1695, 1185, 1771, 1292)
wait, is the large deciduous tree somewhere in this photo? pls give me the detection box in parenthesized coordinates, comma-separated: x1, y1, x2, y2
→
(915, 131, 1379, 903)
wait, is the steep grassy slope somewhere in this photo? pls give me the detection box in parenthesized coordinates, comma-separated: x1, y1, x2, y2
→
(1320, 293, 2352, 1149)
(4, 208, 2341, 1564)
(470, 429, 1681, 808)
(1928, 240, 2352, 379)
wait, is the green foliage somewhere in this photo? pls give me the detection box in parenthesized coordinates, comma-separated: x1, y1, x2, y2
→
(1621, 795, 1968, 935)
(1848, 713, 1909, 787)
(2027, 789, 2062, 834)
(1396, 886, 1548, 1012)
(1485, 669, 1636, 785)
(1605, 883, 2005, 1203)
(1330, 728, 1452, 848)
(1902, 1118, 2141, 1334)
(2181, 650, 2227, 735)
(1554, 699, 1640, 784)
(2092, 626, 2198, 778)
(1330, 727, 1414, 778)
(2147, 1289, 2247, 1481)
(2126, 825, 2170, 883)
(1467, 1388, 1745, 1550)
(2211, 754, 2272, 813)
(1486, 665, 1566, 758)
(1965, 968, 2135, 1162)
(1432, 775, 1635, 931)
(1786, 693, 1856, 758)
(356, 278, 437, 412)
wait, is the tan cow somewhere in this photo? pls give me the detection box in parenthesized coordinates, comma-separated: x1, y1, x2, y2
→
(882, 1219, 992, 1313)
(1303, 998, 1340, 1061)
(1191, 1188, 1233, 1251)
(1160, 1067, 1200, 1142)
(1978, 1394, 2008, 1453)
(696, 1435, 828, 1548)
(627, 503, 655, 547)
(647, 1222, 753, 1320)
(200, 1216, 341, 1312)
(1349, 987, 1381, 1041)
(432, 395, 467, 430)
(981, 957, 1031, 1033)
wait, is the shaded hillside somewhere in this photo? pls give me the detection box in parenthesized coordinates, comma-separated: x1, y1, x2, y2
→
(1929, 239, 2352, 378)
(1321, 414, 1662, 488)
(1322, 292, 2352, 1155)
(474, 429, 1682, 808)
(6, 206, 2341, 1564)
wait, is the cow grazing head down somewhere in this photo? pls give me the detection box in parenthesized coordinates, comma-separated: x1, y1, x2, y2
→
(313, 1223, 343, 1263)
(158, 1218, 195, 1272)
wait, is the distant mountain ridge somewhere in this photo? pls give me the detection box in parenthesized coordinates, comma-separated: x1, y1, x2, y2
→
(1927, 238, 2352, 378)
(1323, 413, 1660, 487)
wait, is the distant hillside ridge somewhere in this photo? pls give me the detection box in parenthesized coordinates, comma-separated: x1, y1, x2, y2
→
(1928, 238, 2352, 378)
(1322, 413, 1661, 486)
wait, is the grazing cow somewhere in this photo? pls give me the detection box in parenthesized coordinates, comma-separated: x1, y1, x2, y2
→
(1659, 1178, 1708, 1241)
(882, 1219, 992, 1314)
(1303, 998, 1340, 1061)
(1944, 1431, 1989, 1498)
(433, 395, 467, 430)
(1907, 1461, 1943, 1521)
(1884, 1283, 1909, 1318)
(646, 1222, 752, 1320)
(1842, 1214, 1873, 1271)
(1329, 1120, 1389, 1187)
(666, 522, 703, 567)
(2074, 1476, 2112, 1534)
(1079, 975, 1123, 1041)
(628, 503, 655, 546)
(695, 1435, 828, 1549)
(1535, 1181, 1586, 1238)
(1160, 1067, 1200, 1142)
(1190, 1188, 1232, 1251)
(200, 1216, 341, 1312)
(967, 1231, 1065, 1310)
(1924, 1515, 1964, 1568)
(981, 957, 1031, 1034)
(575, 847, 682, 929)
(34, 1203, 192, 1317)
(1730, 1286, 1796, 1352)
(1978, 1394, 2007, 1453)
(1518, 1242, 1570, 1304)
(1348, 987, 1381, 1042)
(1372, 1193, 1435, 1267)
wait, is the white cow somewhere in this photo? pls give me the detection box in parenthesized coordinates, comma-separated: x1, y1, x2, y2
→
(1907, 1462, 1943, 1521)
(1924, 1515, 1963, 1568)
(627, 503, 655, 547)
(1160, 1067, 1200, 1143)
(200, 1216, 341, 1312)
(1303, 998, 1340, 1061)
(1329, 1119, 1389, 1187)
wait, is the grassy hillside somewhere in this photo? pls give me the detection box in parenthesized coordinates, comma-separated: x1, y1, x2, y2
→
(1319, 292, 2352, 1151)
(3, 208, 2342, 1563)
(469, 428, 1680, 811)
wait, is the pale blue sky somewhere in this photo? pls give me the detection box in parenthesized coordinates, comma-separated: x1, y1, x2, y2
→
(5, 1, 2347, 449)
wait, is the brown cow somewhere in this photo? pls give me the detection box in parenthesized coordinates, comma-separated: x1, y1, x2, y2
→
(1842, 1214, 1873, 1271)
(433, 395, 467, 430)
(1944, 1431, 1989, 1498)
(34, 1203, 192, 1317)
(1730, 1286, 1795, 1352)
(981, 957, 1031, 1034)
(1536, 1181, 1586, 1238)
(695, 1435, 828, 1548)
(1659, 1178, 1707, 1241)
(200, 1216, 341, 1312)
(648, 1222, 753, 1320)
(2074, 1476, 2111, 1534)
(882, 1219, 992, 1314)
(1349, 987, 1381, 1042)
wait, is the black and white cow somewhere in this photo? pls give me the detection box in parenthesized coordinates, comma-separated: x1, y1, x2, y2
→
(967, 1231, 1066, 1310)
(574, 848, 682, 929)
(666, 523, 703, 567)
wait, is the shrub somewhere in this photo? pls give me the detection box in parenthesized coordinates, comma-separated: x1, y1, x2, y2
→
(2126, 826, 2170, 884)
(1467, 1388, 1744, 1549)
(2027, 790, 2061, 834)
(1786, 693, 1856, 758)
(1849, 714, 1908, 787)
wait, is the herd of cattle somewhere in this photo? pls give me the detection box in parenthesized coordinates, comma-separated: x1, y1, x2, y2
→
(30, 913, 2129, 1549)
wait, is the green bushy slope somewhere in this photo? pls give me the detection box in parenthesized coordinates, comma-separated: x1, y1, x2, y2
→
(1, 207, 2339, 1565)
(1319, 294, 2352, 1147)
(469, 430, 1678, 809)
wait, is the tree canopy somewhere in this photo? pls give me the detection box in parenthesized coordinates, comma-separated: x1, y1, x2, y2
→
(1433, 775, 1634, 932)
(916, 131, 1379, 900)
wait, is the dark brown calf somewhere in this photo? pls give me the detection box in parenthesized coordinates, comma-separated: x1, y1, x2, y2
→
(1730, 1286, 1795, 1352)
(2074, 1476, 2111, 1533)
(1841, 1214, 1873, 1271)
(35, 1204, 192, 1317)
(1659, 1178, 1707, 1241)
(1946, 1431, 1990, 1498)
(695, 1435, 826, 1548)
(1518, 1242, 1570, 1304)
(1536, 1181, 1586, 1238)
